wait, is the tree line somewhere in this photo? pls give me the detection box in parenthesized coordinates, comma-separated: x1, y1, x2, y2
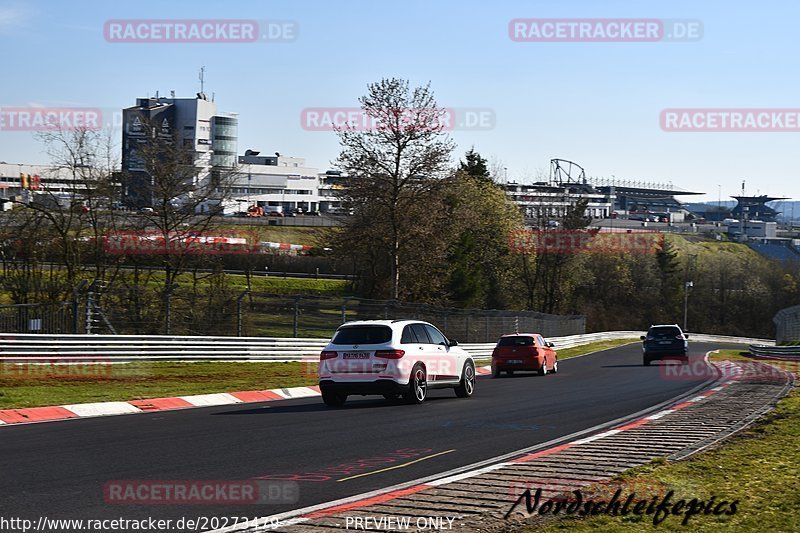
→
(326, 78, 799, 337)
(1, 77, 797, 338)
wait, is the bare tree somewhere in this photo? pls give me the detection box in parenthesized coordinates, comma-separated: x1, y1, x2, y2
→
(33, 127, 122, 280)
(487, 156, 508, 184)
(334, 78, 455, 299)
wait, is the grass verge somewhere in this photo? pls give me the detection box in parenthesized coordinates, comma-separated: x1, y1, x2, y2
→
(517, 357, 800, 532)
(0, 361, 317, 409)
(556, 338, 638, 360)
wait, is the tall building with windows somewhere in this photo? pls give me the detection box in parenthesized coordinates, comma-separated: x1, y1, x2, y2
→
(121, 93, 238, 209)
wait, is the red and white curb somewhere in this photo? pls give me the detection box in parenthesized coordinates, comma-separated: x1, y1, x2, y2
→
(0, 366, 494, 426)
(0, 385, 323, 426)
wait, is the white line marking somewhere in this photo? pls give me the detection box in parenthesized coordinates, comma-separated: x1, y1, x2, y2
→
(62, 402, 142, 417)
(427, 463, 510, 486)
(572, 429, 622, 444)
(645, 409, 676, 420)
(179, 393, 242, 406)
(280, 387, 320, 398)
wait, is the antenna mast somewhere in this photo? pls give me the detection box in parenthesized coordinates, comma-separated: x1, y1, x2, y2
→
(199, 66, 206, 93)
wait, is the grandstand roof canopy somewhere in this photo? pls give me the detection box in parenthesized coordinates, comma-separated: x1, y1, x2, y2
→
(596, 185, 703, 196)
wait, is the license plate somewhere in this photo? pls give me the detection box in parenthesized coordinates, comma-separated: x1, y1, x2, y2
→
(342, 352, 370, 359)
(507, 359, 523, 364)
(658, 340, 672, 345)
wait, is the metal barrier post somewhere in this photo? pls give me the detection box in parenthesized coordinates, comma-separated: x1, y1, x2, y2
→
(237, 290, 249, 337)
(85, 293, 94, 334)
(293, 296, 300, 338)
(72, 280, 88, 334)
(164, 284, 179, 335)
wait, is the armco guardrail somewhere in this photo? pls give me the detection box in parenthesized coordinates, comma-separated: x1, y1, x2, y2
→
(689, 334, 775, 345)
(750, 344, 800, 360)
(0, 331, 774, 363)
(0, 334, 328, 362)
(461, 331, 646, 358)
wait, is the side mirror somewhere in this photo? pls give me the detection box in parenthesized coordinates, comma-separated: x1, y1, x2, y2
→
(448, 339, 459, 347)
(640, 335, 646, 340)
(684, 334, 690, 339)
(547, 342, 554, 348)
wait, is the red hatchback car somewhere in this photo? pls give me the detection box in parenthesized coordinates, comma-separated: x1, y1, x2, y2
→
(491, 333, 558, 377)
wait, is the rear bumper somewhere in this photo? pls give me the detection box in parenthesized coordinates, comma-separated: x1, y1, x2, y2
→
(319, 379, 406, 396)
(492, 357, 544, 371)
(643, 350, 688, 360)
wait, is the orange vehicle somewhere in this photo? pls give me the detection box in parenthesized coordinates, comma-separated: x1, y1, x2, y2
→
(491, 333, 558, 377)
(247, 205, 265, 217)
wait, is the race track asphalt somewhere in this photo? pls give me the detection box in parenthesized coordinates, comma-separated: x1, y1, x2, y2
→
(0, 342, 730, 529)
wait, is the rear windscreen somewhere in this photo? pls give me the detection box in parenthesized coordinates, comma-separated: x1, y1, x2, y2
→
(332, 326, 393, 345)
(650, 327, 681, 338)
(497, 336, 535, 347)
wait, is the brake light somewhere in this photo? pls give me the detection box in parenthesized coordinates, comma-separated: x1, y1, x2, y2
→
(375, 349, 405, 359)
(320, 351, 338, 360)
(675, 335, 685, 340)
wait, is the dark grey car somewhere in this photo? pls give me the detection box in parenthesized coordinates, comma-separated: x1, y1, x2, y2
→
(641, 325, 689, 365)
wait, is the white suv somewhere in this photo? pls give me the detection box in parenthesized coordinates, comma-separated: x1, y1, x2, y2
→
(318, 320, 476, 406)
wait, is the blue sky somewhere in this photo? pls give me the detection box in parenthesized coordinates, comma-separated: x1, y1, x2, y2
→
(1, 0, 799, 202)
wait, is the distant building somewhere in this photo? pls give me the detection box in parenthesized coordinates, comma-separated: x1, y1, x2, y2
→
(682, 203, 734, 222)
(121, 93, 238, 210)
(502, 174, 701, 224)
(0, 162, 115, 208)
(229, 151, 321, 214)
(503, 181, 612, 220)
(595, 183, 702, 215)
(728, 220, 778, 239)
(502, 159, 703, 224)
(731, 195, 788, 222)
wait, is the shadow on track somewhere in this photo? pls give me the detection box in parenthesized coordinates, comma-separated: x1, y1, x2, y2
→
(212, 394, 459, 416)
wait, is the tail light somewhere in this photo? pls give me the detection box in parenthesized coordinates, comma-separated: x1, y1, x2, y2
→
(320, 351, 338, 360)
(375, 349, 405, 359)
(675, 335, 685, 340)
